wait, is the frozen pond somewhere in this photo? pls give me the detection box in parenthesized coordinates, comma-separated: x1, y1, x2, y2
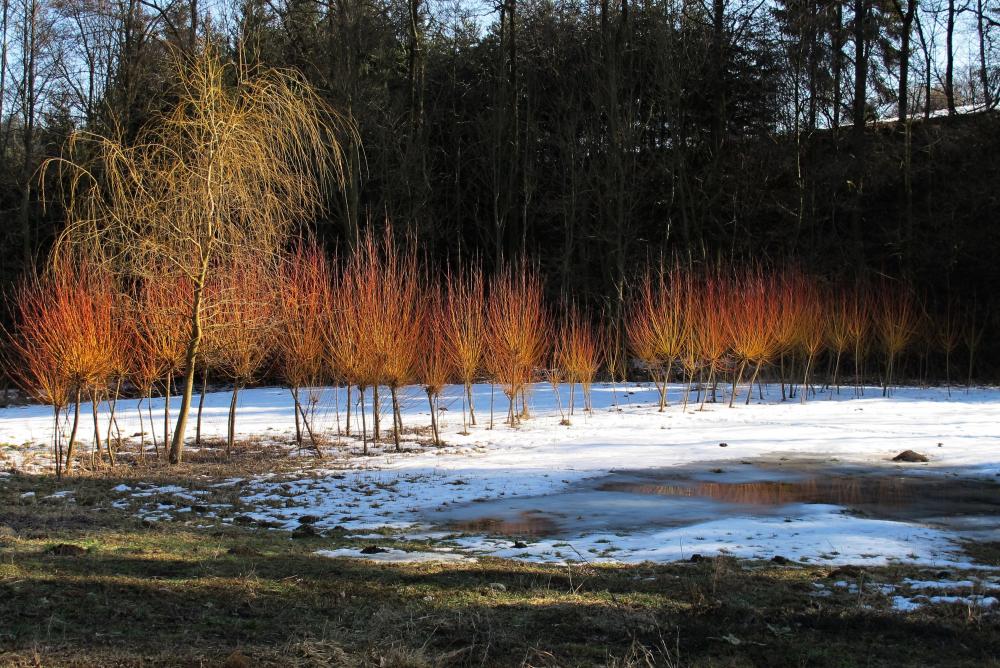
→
(433, 459, 1000, 542)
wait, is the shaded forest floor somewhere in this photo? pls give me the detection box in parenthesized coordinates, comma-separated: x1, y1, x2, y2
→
(1, 468, 999, 667)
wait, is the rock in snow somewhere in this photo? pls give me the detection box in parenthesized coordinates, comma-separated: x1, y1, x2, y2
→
(892, 450, 929, 462)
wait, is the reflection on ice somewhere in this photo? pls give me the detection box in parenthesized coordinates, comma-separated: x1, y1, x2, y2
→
(435, 460, 1000, 539)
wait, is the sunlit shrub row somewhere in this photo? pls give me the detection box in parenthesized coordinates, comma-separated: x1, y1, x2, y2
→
(3, 234, 983, 473)
(623, 264, 973, 411)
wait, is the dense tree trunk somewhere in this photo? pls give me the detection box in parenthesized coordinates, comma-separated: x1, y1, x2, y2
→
(831, 2, 843, 129)
(0, 0, 9, 157)
(945, 0, 957, 114)
(852, 0, 869, 131)
(895, 0, 916, 121)
(975, 0, 992, 107)
(18, 0, 38, 267)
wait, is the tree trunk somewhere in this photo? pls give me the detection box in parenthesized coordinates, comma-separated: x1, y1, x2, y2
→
(915, 14, 932, 117)
(801, 354, 814, 404)
(359, 386, 368, 455)
(227, 384, 239, 455)
(18, 0, 37, 268)
(164, 374, 171, 447)
(291, 386, 302, 447)
(427, 390, 440, 445)
(883, 352, 894, 397)
(0, 0, 9, 160)
(170, 264, 207, 464)
(466, 381, 476, 425)
(976, 0, 991, 107)
(832, 2, 843, 129)
(52, 407, 61, 479)
(294, 395, 323, 456)
(896, 0, 915, 122)
(196, 368, 208, 445)
(147, 388, 158, 456)
(372, 385, 381, 441)
(730, 359, 747, 408)
(106, 377, 122, 450)
(745, 362, 762, 405)
(946, 0, 956, 114)
(65, 389, 81, 474)
(946, 349, 951, 397)
(852, 0, 869, 131)
(90, 388, 104, 466)
(832, 349, 843, 395)
(391, 386, 402, 452)
(137, 396, 146, 461)
(345, 384, 352, 436)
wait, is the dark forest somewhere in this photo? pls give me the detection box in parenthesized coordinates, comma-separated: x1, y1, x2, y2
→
(1, 0, 998, 376)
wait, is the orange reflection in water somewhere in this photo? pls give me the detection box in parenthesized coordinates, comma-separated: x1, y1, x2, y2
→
(450, 512, 560, 536)
(598, 477, 912, 507)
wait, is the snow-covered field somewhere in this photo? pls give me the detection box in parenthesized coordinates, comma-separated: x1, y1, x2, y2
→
(2, 381, 999, 574)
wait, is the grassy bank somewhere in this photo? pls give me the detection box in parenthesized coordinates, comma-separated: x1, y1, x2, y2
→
(1, 470, 998, 667)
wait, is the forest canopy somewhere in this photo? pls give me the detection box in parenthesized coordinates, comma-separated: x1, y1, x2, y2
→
(1, 0, 998, 372)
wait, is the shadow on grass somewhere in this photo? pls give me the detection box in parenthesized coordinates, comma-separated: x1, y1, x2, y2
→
(1, 473, 1000, 666)
(2, 537, 1000, 666)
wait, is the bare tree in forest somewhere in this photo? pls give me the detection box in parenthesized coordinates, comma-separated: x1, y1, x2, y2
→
(946, 0, 957, 113)
(47, 47, 347, 464)
(973, 0, 995, 107)
(15, 0, 56, 266)
(852, 0, 871, 130)
(1, 0, 9, 156)
(914, 5, 935, 117)
(894, 0, 918, 121)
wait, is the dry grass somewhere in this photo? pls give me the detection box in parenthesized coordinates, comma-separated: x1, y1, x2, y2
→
(0, 474, 996, 667)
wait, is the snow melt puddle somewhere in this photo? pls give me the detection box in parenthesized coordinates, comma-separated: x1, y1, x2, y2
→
(436, 460, 1000, 539)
